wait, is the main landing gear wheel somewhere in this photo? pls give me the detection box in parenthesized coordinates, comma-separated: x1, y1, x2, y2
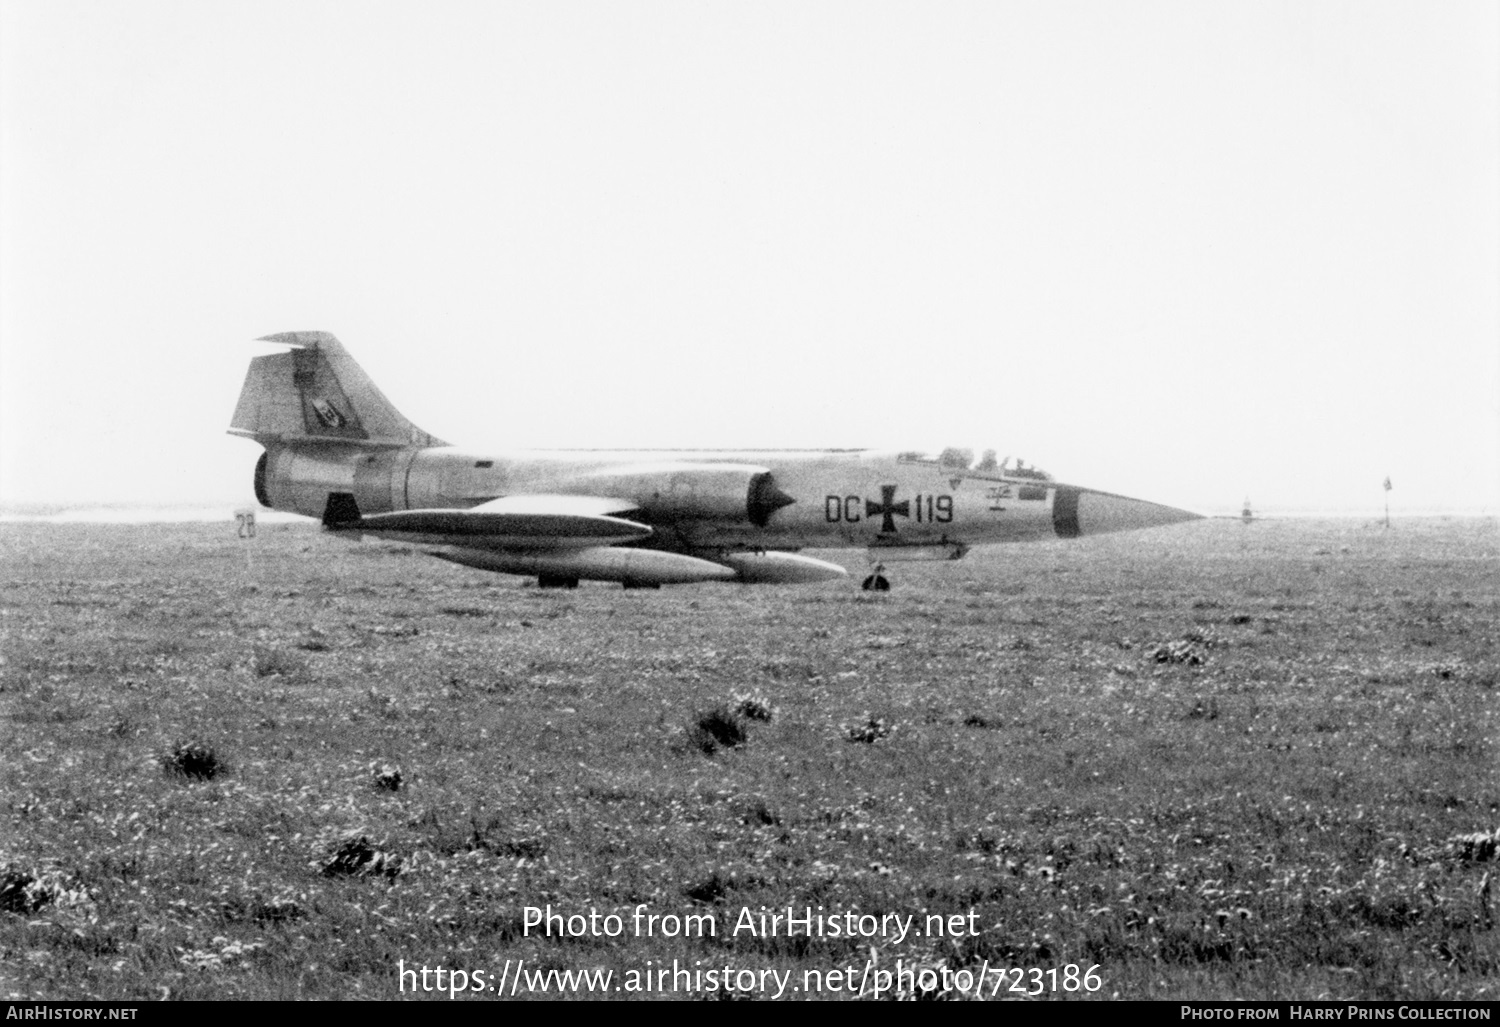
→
(861, 563, 890, 591)
(538, 575, 580, 589)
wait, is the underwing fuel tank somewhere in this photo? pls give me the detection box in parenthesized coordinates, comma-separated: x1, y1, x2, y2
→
(429, 546, 738, 585)
(715, 552, 849, 584)
(355, 508, 650, 548)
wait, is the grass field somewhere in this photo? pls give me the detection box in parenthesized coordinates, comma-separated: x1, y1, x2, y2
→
(1, 517, 1496, 1001)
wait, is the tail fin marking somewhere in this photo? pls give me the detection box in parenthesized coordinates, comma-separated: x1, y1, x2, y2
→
(229, 331, 446, 448)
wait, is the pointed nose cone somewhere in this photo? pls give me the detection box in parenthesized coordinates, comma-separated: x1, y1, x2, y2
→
(1053, 487, 1202, 538)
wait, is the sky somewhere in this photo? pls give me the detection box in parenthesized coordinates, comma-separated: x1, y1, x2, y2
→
(2, 1, 1497, 517)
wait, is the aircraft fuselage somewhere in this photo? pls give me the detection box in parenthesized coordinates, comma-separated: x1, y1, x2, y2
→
(234, 332, 1200, 586)
(255, 443, 1190, 554)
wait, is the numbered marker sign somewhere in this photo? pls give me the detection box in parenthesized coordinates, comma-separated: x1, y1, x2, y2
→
(234, 508, 257, 538)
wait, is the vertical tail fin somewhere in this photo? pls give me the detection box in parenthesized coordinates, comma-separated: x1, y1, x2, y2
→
(228, 331, 446, 447)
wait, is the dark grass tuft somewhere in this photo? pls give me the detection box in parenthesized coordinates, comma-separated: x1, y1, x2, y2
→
(845, 717, 893, 743)
(321, 836, 377, 876)
(496, 836, 549, 860)
(371, 764, 403, 792)
(741, 799, 780, 827)
(249, 896, 302, 924)
(320, 836, 403, 878)
(220, 894, 303, 924)
(0, 866, 52, 914)
(689, 707, 747, 755)
(1152, 640, 1207, 665)
(252, 646, 307, 678)
(161, 740, 225, 780)
(683, 870, 733, 904)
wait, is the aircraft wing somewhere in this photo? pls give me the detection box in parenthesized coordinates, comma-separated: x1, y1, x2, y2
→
(341, 494, 650, 549)
(458, 493, 641, 519)
(326, 491, 749, 584)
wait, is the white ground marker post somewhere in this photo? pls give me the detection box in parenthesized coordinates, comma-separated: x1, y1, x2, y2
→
(234, 507, 257, 575)
(1382, 476, 1392, 530)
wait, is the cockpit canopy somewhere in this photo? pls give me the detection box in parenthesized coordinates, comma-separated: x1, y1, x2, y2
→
(896, 448, 1053, 480)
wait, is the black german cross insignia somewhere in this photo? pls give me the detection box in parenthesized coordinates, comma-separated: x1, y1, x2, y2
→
(865, 485, 910, 533)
